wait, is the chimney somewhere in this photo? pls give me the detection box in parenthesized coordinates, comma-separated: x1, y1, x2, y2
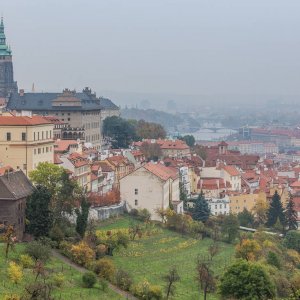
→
(19, 89, 24, 96)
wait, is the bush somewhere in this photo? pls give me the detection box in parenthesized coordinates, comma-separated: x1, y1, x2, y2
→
(52, 272, 65, 288)
(267, 251, 281, 269)
(286, 249, 300, 267)
(115, 269, 133, 291)
(4, 295, 20, 300)
(25, 241, 51, 262)
(70, 241, 95, 267)
(19, 254, 34, 269)
(96, 244, 107, 259)
(284, 231, 300, 252)
(94, 258, 116, 281)
(99, 278, 109, 291)
(148, 285, 163, 300)
(82, 271, 97, 288)
(137, 209, 151, 222)
(8, 262, 23, 284)
(49, 225, 64, 247)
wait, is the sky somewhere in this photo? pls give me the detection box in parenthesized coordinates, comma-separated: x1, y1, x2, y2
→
(2, 0, 300, 106)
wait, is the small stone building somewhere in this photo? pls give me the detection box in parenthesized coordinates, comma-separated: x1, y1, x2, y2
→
(0, 170, 34, 240)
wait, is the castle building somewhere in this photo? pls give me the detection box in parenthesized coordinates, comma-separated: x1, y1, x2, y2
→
(0, 18, 18, 98)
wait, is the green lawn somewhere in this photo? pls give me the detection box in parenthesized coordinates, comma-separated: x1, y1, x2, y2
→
(100, 216, 235, 300)
(0, 243, 124, 300)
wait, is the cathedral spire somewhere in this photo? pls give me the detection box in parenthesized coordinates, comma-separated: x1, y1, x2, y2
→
(0, 17, 11, 55)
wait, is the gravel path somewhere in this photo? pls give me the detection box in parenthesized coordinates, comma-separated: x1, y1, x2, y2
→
(51, 250, 138, 300)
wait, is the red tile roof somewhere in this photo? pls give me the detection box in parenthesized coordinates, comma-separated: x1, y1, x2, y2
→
(144, 163, 178, 181)
(0, 165, 14, 176)
(223, 165, 240, 176)
(54, 140, 78, 152)
(0, 115, 53, 126)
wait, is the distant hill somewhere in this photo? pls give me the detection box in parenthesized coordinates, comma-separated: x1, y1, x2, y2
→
(121, 108, 200, 133)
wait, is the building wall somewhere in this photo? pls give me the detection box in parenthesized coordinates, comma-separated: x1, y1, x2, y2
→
(229, 193, 260, 214)
(120, 167, 170, 220)
(0, 198, 26, 240)
(0, 123, 54, 175)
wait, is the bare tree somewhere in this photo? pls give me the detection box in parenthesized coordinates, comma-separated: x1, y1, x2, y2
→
(208, 242, 220, 261)
(163, 266, 180, 299)
(195, 257, 216, 300)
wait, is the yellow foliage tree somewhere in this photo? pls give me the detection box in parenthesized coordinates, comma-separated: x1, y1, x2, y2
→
(235, 239, 262, 261)
(70, 241, 95, 267)
(252, 194, 269, 225)
(7, 261, 23, 284)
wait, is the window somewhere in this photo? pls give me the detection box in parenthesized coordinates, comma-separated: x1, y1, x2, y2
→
(46, 147, 49, 152)
(22, 132, 26, 141)
(38, 148, 41, 154)
(34, 149, 36, 155)
(68, 118, 70, 121)
(34, 132, 36, 141)
(135, 200, 138, 206)
(42, 131, 44, 139)
(46, 131, 48, 139)
(6, 132, 11, 141)
(38, 132, 40, 140)
(134, 188, 138, 195)
(23, 164, 27, 170)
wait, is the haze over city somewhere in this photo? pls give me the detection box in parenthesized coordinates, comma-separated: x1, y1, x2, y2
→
(2, 0, 300, 108)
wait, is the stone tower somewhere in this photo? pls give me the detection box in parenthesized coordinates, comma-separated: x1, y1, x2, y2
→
(0, 18, 18, 98)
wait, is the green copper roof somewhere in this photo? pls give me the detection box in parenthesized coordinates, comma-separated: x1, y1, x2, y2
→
(0, 17, 12, 56)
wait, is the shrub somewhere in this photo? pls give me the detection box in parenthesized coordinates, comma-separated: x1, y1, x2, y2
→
(70, 241, 95, 267)
(25, 241, 51, 262)
(286, 249, 300, 267)
(267, 251, 281, 269)
(52, 272, 65, 288)
(283, 230, 300, 252)
(115, 269, 133, 291)
(8, 262, 23, 284)
(49, 225, 64, 247)
(94, 258, 116, 281)
(99, 278, 109, 291)
(19, 254, 34, 269)
(58, 240, 73, 259)
(235, 239, 261, 261)
(137, 209, 151, 222)
(4, 295, 20, 300)
(96, 244, 107, 259)
(82, 271, 97, 288)
(148, 285, 163, 300)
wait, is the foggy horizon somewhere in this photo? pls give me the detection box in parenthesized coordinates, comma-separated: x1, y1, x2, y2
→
(2, 0, 300, 106)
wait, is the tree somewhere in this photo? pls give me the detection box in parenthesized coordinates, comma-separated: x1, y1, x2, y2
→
(283, 230, 300, 252)
(195, 257, 215, 300)
(70, 241, 95, 266)
(162, 266, 180, 300)
(238, 208, 254, 227)
(179, 135, 195, 147)
(140, 142, 162, 161)
(235, 239, 261, 261)
(82, 272, 97, 288)
(285, 193, 298, 231)
(221, 214, 239, 243)
(208, 242, 220, 261)
(266, 191, 286, 229)
(3, 225, 16, 260)
(252, 196, 269, 226)
(25, 185, 53, 238)
(103, 116, 136, 148)
(191, 192, 210, 223)
(219, 260, 275, 300)
(75, 195, 90, 238)
(136, 119, 166, 140)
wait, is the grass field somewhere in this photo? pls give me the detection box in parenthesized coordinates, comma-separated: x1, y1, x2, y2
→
(0, 243, 124, 300)
(99, 216, 235, 300)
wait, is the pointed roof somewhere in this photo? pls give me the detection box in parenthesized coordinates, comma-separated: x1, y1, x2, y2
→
(0, 17, 12, 56)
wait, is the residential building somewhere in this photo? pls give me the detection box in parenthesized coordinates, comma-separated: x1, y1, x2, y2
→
(0, 170, 34, 240)
(120, 162, 182, 220)
(0, 114, 54, 175)
(221, 165, 241, 191)
(207, 196, 230, 216)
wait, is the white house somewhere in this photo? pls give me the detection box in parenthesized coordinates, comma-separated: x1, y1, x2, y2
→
(207, 196, 230, 216)
(120, 162, 182, 220)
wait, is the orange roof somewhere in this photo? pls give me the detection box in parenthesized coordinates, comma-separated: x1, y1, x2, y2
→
(144, 163, 178, 181)
(0, 115, 53, 126)
(223, 165, 240, 176)
(0, 165, 14, 176)
(54, 153, 63, 164)
(291, 181, 300, 188)
(68, 152, 89, 168)
(54, 140, 78, 152)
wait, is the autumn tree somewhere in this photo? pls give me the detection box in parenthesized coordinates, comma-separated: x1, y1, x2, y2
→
(219, 260, 275, 300)
(195, 257, 215, 300)
(136, 119, 166, 139)
(208, 242, 220, 261)
(140, 142, 162, 161)
(25, 185, 53, 238)
(235, 239, 262, 261)
(266, 191, 286, 229)
(3, 225, 16, 260)
(252, 195, 269, 226)
(163, 266, 180, 300)
(285, 193, 298, 231)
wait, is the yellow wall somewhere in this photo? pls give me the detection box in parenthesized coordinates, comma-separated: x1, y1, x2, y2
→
(229, 193, 260, 214)
(0, 123, 54, 176)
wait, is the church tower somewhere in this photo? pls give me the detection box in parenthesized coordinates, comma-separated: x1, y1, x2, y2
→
(0, 17, 18, 98)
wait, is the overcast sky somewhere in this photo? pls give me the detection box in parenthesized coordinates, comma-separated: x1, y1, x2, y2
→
(2, 0, 300, 103)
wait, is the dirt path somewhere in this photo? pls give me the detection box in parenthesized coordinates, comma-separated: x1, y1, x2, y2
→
(51, 250, 138, 300)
